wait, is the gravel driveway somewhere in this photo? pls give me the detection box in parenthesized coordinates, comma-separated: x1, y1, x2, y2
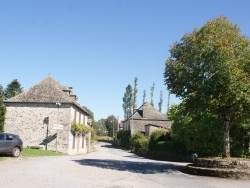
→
(0, 142, 249, 188)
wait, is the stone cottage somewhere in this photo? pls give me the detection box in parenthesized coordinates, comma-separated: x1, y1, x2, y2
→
(4, 76, 91, 155)
(122, 102, 171, 136)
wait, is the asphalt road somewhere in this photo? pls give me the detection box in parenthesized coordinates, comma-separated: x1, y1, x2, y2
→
(0, 142, 249, 188)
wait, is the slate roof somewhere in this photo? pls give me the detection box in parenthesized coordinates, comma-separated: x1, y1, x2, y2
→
(5, 76, 89, 115)
(132, 102, 168, 121)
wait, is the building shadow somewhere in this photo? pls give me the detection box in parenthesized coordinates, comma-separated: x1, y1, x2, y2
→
(72, 158, 185, 174)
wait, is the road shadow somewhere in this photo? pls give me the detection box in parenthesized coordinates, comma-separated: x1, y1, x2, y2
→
(100, 143, 116, 149)
(72, 158, 185, 174)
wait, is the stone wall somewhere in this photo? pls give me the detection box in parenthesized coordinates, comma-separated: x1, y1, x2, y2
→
(130, 119, 171, 135)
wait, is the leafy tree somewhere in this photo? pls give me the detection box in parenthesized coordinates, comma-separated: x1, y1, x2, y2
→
(0, 85, 6, 132)
(105, 115, 118, 137)
(164, 17, 250, 158)
(133, 77, 138, 111)
(97, 118, 107, 136)
(4, 79, 23, 100)
(168, 103, 223, 157)
(158, 90, 163, 112)
(150, 83, 155, 107)
(122, 84, 133, 119)
(142, 89, 146, 104)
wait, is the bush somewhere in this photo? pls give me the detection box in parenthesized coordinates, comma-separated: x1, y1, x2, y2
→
(148, 129, 167, 150)
(130, 132, 148, 154)
(117, 130, 131, 149)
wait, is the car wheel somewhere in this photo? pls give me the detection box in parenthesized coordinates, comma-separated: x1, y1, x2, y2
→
(12, 147, 21, 157)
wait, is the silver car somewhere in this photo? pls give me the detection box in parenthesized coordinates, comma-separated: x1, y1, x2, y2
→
(0, 133, 23, 157)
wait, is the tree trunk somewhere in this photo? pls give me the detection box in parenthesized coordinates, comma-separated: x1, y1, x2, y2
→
(223, 120, 230, 158)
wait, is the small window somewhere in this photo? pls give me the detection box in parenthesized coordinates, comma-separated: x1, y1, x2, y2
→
(0, 134, 4, 141)
(6, 135, 14, 140)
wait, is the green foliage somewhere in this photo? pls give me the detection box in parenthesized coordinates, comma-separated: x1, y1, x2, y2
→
(158, 90, 163, 112)
(91, 128, 97, 141)
(148, 129, 167, 150)
(142, 89, 146, 104)
(104, 115, 118, 137)
(168, 103, 223, 157)
(150, 83, 155, 107)
(123, 84, 133, 119)
(130, 132, 148, 154)
(230, 122, 250, 157)
(147, 129, 185, 160)
(4, 79, 23, 100)
(164, 16, 250, 157)
(0, 85, 6, 132)
(117, 130, 131, 149)
(133, 77, 138, 111)
(97, 118, 107, 136)
(71, 121, 91, 135)
(21, 148, 65, 157)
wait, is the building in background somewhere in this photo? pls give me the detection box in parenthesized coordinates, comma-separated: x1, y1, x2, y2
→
(122, 102, 171, 137)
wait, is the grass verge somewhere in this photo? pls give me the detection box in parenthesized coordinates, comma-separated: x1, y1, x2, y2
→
(20, 148, 65, 157)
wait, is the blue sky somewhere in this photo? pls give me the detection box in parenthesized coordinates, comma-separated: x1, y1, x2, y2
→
(0, 1, 249, 121)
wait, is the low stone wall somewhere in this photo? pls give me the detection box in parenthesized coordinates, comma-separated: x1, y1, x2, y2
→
(195, 158, 250, 169)
(186, 158, 250, 179)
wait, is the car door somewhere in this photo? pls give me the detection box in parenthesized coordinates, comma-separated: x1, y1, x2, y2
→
(4, 134, 15, 152)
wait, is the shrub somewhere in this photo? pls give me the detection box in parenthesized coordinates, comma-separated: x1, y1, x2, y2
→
(117, 130, 131, 149)
(130, 132, 148, 154)
(148, 129, 167, 150)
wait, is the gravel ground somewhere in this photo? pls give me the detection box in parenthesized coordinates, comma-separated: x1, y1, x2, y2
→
(0, 142, 250, 188)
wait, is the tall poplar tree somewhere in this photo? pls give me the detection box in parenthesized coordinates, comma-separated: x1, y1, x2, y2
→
(132, 77, 138, 111)
(150, 83, 155, 107)
(122, 84, 133, 119)
(158, 90, 163, 112)
(142, 89, 146, 104)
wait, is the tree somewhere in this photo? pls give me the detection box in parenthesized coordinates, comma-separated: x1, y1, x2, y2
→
(150, 83, 155, 107)
(122, 84, 133, 119)
(164, 17, 250, 158)
(105, 115, 118, 138)
(0, 85, 6, 132)
(97, 118, 107, 136)
(167, 103, 223, 157)
(133, 77, 138, 111)
(4, 79, 23, 100)
(142, 89, 146, 104)
(158, 90, 163, 112)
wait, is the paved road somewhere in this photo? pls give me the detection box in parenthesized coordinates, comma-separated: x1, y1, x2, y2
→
(0, 142, 250, 188)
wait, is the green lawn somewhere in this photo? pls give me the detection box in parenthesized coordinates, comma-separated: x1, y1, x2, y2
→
(20, 148, 65, 157)
(0, 148, 65, 160)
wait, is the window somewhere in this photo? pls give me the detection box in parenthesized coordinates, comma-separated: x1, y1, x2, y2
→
(0, 134, 4, 141)
(6, 135, 14, 140)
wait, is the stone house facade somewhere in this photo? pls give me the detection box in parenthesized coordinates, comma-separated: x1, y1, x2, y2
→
(4, 76, 91, 155)
(122, 102, 171, 136)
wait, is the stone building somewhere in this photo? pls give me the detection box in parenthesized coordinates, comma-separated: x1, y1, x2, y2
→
(4, 76, 91, 155)
(122, 102, 171, 136)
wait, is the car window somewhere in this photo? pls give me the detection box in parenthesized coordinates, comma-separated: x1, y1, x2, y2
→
(0, 134, 4, 141)
(6, 135, 14, 140)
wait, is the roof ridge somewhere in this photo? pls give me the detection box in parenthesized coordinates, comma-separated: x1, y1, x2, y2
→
(7, 77, 74, 103)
